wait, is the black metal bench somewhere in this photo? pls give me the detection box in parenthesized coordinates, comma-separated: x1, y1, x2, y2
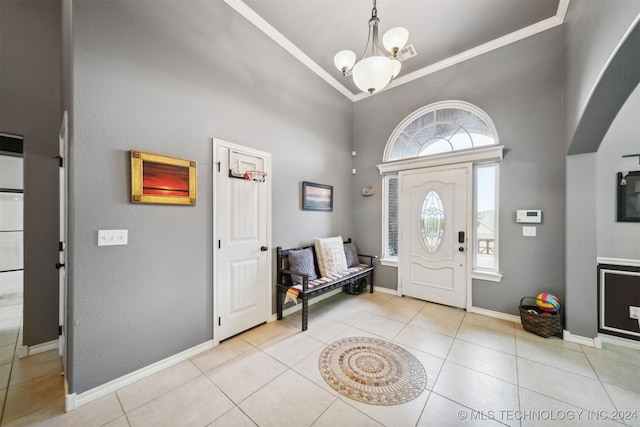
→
(276, 239, 375, 331)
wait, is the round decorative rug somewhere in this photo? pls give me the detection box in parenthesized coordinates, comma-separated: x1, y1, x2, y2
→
(318, 336, 427, 406)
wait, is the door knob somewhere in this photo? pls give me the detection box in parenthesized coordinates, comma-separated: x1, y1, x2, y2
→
(458, 247, 464, 252)
(260, 246, 268, 252)
(55, 262, 65, 269)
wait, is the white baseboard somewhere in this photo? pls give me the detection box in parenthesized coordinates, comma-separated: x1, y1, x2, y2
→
(65, 340, 215, 412)
(468, 306, 521, 324)
(374, 285, 399, 295)
(598, 333, 640, 350)
(17, 339, 59, 359)
(17, 345, 26, 359)
(562, 330, 602, 348)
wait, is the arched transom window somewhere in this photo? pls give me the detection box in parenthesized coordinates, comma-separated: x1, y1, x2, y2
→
(384, 101, 498, 161)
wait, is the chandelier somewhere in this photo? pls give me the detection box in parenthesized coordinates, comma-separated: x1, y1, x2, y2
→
(334, 0, 409, 94)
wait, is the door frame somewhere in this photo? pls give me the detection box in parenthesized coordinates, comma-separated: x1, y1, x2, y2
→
(378, 145, 504, 311)
(398, 163, 473, 310)
(59, 111, 69, 373)
(212, 138, 272, 345)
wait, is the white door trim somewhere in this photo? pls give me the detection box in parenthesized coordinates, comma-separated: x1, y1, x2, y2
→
(398, 163, 473, 310)
(212, 138, 272, 345)
(377, 145, 503, 175)
(59, 111, 69, 372)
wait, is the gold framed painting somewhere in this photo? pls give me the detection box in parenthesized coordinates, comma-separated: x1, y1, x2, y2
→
(131, 150, 196, 205)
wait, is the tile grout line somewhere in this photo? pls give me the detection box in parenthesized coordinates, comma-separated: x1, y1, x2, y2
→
(511, 324, 522, 427)
(112, 389, 130, 426)
(0, 314, 21, 425)
(579, 344, 623, 417)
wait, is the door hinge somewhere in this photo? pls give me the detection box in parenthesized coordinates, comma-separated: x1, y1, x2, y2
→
(59, 241, 64, 251)
(218, 317, 221, 326)
(217, 162, 221, 172)
(218, 240, 221, 249)
(56, 156, 63, 168)
(58, 325, 63, 335)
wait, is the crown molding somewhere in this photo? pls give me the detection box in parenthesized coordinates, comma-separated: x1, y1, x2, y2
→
(226, 0, 570, 103)
(223, 0, 356, 102)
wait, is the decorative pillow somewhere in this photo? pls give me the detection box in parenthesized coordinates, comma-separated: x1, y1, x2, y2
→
(343, 242, 359, 268)
(287, 248, 317, 285)
(315, 236, 348, 277)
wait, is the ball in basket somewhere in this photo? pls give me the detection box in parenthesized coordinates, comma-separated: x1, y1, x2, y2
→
(536, 293, 560, 313)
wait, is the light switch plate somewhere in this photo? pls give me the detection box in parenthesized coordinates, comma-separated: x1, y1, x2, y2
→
(523, 226, 536, 237)
(98, 229, 128, 246)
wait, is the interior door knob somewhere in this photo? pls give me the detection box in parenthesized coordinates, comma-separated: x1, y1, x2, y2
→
(458, 247, 464, 252)
(260, 246, 268, 252)
(55, 262, 65, 269)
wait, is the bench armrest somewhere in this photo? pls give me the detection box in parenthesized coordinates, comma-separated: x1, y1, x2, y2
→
(357, 254, 377, 268)
(278, 269, 310, 291)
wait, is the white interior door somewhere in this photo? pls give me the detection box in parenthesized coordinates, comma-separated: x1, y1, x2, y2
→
(214, 140, 271, 341)
(58, 112, 68, 373)
(399, 165, 470, 308)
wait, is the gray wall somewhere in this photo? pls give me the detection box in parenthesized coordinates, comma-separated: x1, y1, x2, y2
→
(563, 1, 639, 338)
(564, 0, 640, 154)
(69, 0, 352, 394)
(0, 0, 61, 345)
(352, 27, 565, 315)
(565, 153, 598, 337)
(58, 0, 640, 397)
(596, 85, 640, 259)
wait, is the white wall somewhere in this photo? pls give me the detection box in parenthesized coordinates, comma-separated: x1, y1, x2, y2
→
(596, 84, 640, 260)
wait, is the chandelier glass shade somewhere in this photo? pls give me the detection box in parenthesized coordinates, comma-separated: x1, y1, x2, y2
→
(334, 0, 409, 94)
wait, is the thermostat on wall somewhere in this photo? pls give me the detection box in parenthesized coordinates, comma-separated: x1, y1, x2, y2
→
(517, 210, 542, 223)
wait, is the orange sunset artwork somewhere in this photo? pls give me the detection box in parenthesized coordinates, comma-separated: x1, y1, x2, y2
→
(142, 161, 189, 197)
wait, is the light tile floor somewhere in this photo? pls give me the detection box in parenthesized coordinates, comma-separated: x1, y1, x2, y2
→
(2, 290, 640, 426)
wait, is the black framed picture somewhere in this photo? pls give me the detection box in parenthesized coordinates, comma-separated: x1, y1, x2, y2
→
(617, 171, 640, 222)
(302, 181, 333, 211)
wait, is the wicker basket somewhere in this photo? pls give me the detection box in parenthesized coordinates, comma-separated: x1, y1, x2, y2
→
(519, 296, 563, 338)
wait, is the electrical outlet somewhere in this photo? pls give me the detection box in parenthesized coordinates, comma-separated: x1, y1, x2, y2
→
(630, 306, 640, 319)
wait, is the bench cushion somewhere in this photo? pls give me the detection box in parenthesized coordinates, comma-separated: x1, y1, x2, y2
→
(290, 264, 371, 291)
(315, 236, 348, 277)
(287, 248, 317, 285)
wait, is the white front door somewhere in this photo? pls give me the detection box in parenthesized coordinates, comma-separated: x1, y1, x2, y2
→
(214, 139, 271, 342)
(399, 165, 470, 308)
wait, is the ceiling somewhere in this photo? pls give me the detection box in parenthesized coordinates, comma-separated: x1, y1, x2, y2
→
(225, 0, 568, 102)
